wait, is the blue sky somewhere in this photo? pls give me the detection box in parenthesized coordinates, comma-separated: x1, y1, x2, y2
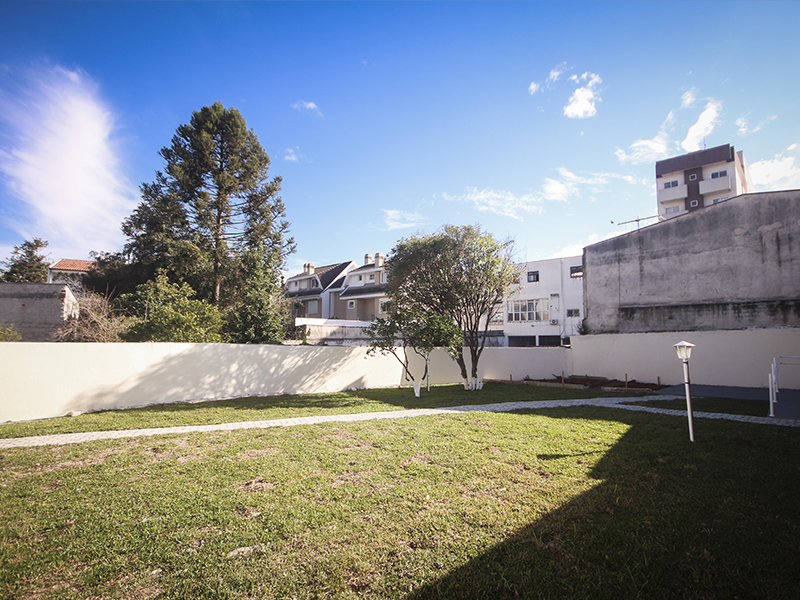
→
(2, 1, 799, 277)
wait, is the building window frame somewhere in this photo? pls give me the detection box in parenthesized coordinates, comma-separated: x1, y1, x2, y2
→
(347, 300, 356, 310)
(570, 265, 584, 278)
(527, 271, 539, 283)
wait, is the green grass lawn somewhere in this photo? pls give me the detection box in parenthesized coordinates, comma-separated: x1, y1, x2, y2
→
(0, 382, 642, 439)
(1, 397, 799, 599)
(623, 396, 770, 417)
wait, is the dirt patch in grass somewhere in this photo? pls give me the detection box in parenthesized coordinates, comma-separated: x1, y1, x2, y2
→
(239, 477, 275, 492)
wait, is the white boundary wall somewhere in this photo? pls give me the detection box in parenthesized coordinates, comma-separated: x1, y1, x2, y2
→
(1, 328, 797, 423)
(0, 343, 409, 423)
(572, 329, 800, 389)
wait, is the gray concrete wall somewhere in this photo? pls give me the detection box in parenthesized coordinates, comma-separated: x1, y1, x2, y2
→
(0, 283, 78, 341)
(584, 190, 800, 333)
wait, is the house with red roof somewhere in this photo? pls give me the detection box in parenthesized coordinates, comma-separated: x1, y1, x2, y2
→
(47, 258, 96, 293)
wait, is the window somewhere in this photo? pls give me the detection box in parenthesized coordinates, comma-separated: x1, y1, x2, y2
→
(570, 265, 583, 278)
(566, 308, 580, 318)
(369, 274, 375, 281)
(379, 299, 388, 314)
(358, 275, 362, 282)
(663, 180, 678, 189)
(507, 299, 549, 322)
(381, 272, 387, 283)
(689, 174, 697, 181)
(347, 300, 355, 310)
(527, 271, 539, 283)
(711, 170, 727, 179)
(512, 274, 520, 284)
(690, 200, 699, 207)
(665, 206, 681, 214)
(307, 300, 319, 314)
(713, 197, 729, 204)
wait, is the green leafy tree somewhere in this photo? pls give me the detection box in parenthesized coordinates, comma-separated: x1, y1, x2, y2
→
(228, 242, 286, 344)
(121, 272, 223, 343)
(387, 224, 516, 390)
(366, 303, 462, 397)
(1, 238, 50, 283)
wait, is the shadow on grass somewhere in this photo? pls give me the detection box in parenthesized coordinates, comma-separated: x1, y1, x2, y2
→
(408, 406, 800, 600)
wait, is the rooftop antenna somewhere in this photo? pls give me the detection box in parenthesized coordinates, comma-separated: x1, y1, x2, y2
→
(611, 215, 660, 230)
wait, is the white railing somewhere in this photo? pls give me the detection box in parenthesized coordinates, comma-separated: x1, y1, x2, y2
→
(769, 356, 800, 417)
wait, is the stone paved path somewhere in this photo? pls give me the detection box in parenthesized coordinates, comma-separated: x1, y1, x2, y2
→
(2, 395, 797, 449)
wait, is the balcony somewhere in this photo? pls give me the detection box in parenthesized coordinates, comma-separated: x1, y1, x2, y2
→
(699, 174, 732, 195)
(657, 183, 688, 203)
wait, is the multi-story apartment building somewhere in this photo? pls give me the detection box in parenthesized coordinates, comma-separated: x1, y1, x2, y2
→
(493, 256, 584, 347)
(656, 143, 753, 220)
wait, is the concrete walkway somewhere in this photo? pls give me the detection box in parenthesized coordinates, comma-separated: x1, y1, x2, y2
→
(2, 395, 799, 449)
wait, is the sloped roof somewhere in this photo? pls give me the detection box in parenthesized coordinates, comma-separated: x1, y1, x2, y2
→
(339, 283, 388, 299)
(49, 258, 96, 272)
(317, 262, 354, 289)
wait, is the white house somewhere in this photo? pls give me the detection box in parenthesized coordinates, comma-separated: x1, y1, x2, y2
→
(495, 256, 584, 347)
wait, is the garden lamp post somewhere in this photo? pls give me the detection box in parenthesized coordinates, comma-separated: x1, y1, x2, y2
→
(674, 341, 695, 442)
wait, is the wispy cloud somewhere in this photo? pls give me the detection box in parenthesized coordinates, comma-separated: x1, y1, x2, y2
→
(442, 187, 544, 220)
(736, 113, 777, 135)
(0, 64, 137, 258)
(528, 61, 568, 95)
(291, 100, 323, 117)
(563, 72, 602, 119)
(548, 62, 568, 83)
(443, 168, 641, 220)
(681, 100, 721, 151)
(382, 209, 426, 230)
(614, 114, 673, 165)
(749, 144, 800, 191)
(681, 88, 697, 108)
(283, 147, 303, 162)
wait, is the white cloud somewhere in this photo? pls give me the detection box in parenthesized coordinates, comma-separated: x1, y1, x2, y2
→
(283, 147, 302, 162)
(442, 187, 544, 220)
(736, 113, 777, 136)
(528, 62, 569, 96)
(563, 72, 602, 119)
(681, 88, 697, 108)
(615, 112, 674, 165)
(749, 149, 800, 191)
(0, 65, 137, 258)
(548, 62, 568, 83)
(291, 100, 323, 117)
(681, 100, 721, 151)
(443, 168, 640, 220)
(382, 209, 426, 230)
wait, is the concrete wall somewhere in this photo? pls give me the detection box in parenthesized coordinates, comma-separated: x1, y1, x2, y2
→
(0, 283, 78, 341)
(0, 343, 409, 423)
(584, 190, 800, 334)
(572, 328, 800, 389)
(2, 328, 794, 423)
(0, 342, 572, 423)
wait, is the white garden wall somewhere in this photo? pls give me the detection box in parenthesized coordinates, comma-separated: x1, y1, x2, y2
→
(1, 328, 796, 423)
(0, 343, 409, 423)
(571, 329, 800, 389)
